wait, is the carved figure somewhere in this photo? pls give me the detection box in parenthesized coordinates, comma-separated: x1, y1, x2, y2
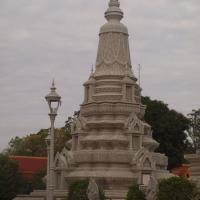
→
(145, 175, 158, 200)
(87, 178, 100, 200)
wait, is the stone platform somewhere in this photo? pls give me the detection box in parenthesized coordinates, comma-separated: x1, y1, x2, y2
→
(14, 189, 128, 200)
(14, 190, 68, 200)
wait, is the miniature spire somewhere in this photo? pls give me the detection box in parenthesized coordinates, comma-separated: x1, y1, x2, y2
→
(125, 65, 129, 76)
(138, 64, 142, 87)
(89, 64, 94, 78)
(91, 64, 94, 74)
(105, 0, 123, 21)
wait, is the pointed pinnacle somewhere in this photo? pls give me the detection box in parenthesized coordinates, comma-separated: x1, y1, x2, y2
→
(91, 64, 94, 73)
(105, 0, 123, 21)
(90, 64, 94, 77)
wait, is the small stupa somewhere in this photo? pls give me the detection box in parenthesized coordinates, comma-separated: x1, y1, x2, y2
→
(53, 0, 171, 198)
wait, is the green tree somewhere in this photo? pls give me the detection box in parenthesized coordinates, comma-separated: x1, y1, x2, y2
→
(0, 154, 22, 200)
(31, 169, 46, 190)
(142, 96, 190, 169)
(3, 124, 72, 195)
(5, 128, 71, 157)
(126, 182, 146, 200)
(67, 180, 88, 200)
(157, 177, 200, 200)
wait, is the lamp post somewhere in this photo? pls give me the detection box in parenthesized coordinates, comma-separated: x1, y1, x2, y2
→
(45, 81, 61, 200)
(45, 133, 50, 193)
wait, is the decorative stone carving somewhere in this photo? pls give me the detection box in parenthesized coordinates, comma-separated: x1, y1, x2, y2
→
(96, 33, 131, 67)
(54, 153, 67, 168)
(81, 103, 142, 116)
(54, 147, 74, 169)
(87, 178, 100, 200)
(74, 150, 132, 164)
(145, 175, 158, 200)
(71, 115, 87, 133)
(133, 148, 156, 170)
(126, 113, 143, 133)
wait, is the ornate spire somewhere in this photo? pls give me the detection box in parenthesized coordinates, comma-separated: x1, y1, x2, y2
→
(105, 0, 123, 21)
(89, 64, 94, 78)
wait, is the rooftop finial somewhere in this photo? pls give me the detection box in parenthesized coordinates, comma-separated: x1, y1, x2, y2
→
(90, 64, 94, 77)
(109, 0, 120, 8)
(105, 0, 123, 21)
(91, 64, 94, 73)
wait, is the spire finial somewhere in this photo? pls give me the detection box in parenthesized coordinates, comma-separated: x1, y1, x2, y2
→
(105, 0, 123, 21)
(138, 64, 142, 87)
(125, 65, 129, 77)
(90, 64, 94, 77)
(51, 79, 56, 90)
(91, 64, 94, 73)
(109, 0, 120, 8)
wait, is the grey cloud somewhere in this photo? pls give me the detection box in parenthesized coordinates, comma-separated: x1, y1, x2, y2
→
(0, 0, 199, 151)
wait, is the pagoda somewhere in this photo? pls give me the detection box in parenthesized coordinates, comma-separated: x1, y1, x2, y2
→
(53, 0, 171, 198)
(13, 1, 172, 200)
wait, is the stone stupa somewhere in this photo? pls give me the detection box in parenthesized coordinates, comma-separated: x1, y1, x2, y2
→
(15, 1, 171, 199)
(53, 0, 171, 198)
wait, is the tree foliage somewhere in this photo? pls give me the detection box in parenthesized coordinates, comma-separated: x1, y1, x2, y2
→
(142, 96, 190, 169)
(31, 169, 46, 190)
(5, 128, 71, 157)
(157, 177, 200, 200)
(126, 182, 146, 200)
(0, 154, 22, 200)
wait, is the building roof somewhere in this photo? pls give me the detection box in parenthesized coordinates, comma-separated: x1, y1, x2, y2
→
(9, 156, 47, 179)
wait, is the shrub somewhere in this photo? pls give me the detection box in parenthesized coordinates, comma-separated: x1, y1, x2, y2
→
(126, 182, 146, 200)
(67, 179, 106, 200)
(0, 154, 22, 200)
(67, 180, 88, 200)
(157, 176, 200, 200)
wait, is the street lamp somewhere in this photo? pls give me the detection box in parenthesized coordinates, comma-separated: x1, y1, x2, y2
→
(45, 81, 61, 200)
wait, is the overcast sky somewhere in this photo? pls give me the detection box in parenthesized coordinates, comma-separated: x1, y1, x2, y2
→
(0, 0, 199, 152)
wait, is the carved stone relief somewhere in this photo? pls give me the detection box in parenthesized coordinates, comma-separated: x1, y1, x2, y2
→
(126, 113, 143, 133)
(145, 175, 158, 200)
(87, 178, 100, 200)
